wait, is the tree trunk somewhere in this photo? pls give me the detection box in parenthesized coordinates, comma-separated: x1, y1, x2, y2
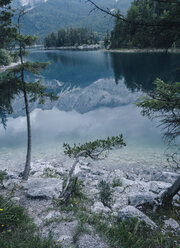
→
(61, 157, 79, 197)
(60, 150, 88, 198)
(160, 175, 180, 206)
(18, 11, 32, 181)
(22, 88, 31, 180)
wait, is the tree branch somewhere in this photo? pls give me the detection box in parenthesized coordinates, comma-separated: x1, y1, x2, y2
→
(86, 0, 180, 27)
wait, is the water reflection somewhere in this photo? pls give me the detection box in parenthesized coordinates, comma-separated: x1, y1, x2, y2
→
(109, 52, 180, 91)
(0, 105, 163, 149)
(2, 50, 178, 170)
(29, 50, 113, 88)
(31, 50, 180, 93)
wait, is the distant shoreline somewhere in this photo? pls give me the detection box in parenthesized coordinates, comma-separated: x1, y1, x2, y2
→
(0, 61, 20, 73)
(44, 46, 180, 53)
(44, 44, 101, 51)
(102, 48, 180, 53)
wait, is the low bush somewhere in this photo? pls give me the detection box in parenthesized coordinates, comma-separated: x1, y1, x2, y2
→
(98, 180, 113, 207)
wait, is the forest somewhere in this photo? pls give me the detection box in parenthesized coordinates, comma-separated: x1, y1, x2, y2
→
(104, 0, 180, 49)
(44, 28, 99, 48)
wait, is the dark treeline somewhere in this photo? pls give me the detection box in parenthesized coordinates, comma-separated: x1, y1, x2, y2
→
(104, 0, 180, 49)
(44, 27, 99, 48)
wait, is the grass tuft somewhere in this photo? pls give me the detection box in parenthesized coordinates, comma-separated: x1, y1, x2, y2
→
(0, 194, 58, 248)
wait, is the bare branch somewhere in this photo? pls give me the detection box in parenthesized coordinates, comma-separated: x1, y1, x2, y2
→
(86, 0, 180, 27)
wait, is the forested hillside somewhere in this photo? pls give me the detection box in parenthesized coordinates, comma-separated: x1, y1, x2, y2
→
(12, 0, 132, 40)
(107, 0, 180, 49)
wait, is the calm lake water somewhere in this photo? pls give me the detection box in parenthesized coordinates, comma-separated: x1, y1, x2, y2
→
(1, 49, 180, 172)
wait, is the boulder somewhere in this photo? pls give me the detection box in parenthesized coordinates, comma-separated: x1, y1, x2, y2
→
(112, 187, 128, 210)
(121, 178, 134, 187)
(11, 197, 21, 204)
(161, 172, 179, 184)
(152, 171, 179, 184)
(113, 186, 124, 193)
(149, 181, 171, 194)
(128, 193, 156, 207)
(118, 206, 157, 229)
(91, 202, 111, 214)
(26, 178, 63, 199)
(78, 234, 109, 248)
(3, 179, 22, 190)
(164, 218, 180, 230)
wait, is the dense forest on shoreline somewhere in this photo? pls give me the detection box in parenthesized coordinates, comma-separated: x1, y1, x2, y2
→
(44, 28, 99, 48)
(104, 0, 180, 49)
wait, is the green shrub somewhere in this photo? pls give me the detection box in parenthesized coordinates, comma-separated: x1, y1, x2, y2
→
(112, 177, 122, 187)
(0, 194, 57, 248)
(0, 49, 12, 66)
(98, 180, 113, 207)
(42, 168, 57, 178)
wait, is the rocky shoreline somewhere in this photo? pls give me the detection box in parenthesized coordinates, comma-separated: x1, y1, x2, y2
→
(1, 157, 180, 247)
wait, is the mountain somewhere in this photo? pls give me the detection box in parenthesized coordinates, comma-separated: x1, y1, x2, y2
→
(12, 0, 132, 41)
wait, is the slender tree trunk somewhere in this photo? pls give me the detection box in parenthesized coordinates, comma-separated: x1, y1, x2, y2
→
(160, 176, 180, 206)
(22, 87, 31, 180)
(61, 157, 79, 197)
(60, 150, 87, 198)
(17, 11, 32, 180)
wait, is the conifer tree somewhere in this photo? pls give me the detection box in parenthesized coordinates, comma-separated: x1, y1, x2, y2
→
(0, 9, 58, 180)
(0, 0, 16, 49)
(137, 79, 180, 206)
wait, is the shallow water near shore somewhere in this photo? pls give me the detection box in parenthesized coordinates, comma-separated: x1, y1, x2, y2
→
(1, 49, 179, 173)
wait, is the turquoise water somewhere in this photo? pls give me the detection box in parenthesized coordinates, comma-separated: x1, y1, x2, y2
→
(1, 50, 180, 171)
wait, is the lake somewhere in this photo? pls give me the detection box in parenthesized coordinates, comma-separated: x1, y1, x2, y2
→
(1, 50, 180, 172)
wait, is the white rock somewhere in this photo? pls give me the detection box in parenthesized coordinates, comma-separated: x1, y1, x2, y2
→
(113, 186, 124, 193)
(118, 206, 157, 229)
(128, 193, 156, 207)
(3, 179, 22, 190)
(162, 172, 179, 183)
(26, 178, 63, 199)
(44, 210, 61, 221)
(78, 234, 109, 248)
(121, 178, 134, 187)
(164, 218, 179, 230)
(150, 181, 171, 194)
(91, 201, 111, 213)
(58, 235, 71, 242)
(11, 197, 20, 204)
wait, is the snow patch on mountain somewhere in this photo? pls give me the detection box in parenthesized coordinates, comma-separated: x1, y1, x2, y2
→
(14, 0, 47, 7)
(11, 77, 140, 117)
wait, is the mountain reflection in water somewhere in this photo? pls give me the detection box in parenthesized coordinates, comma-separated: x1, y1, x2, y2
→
(1, 50, 180, 169)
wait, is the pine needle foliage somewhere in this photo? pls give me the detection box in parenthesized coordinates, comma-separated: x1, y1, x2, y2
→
(63, 134, 126, 158)
(136, 78, 180, 141)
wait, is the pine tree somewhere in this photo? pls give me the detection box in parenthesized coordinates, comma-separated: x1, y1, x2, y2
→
(0, 0, 17, 49)
(0, 9, 58, 180)
(137, 79, 180, 206)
